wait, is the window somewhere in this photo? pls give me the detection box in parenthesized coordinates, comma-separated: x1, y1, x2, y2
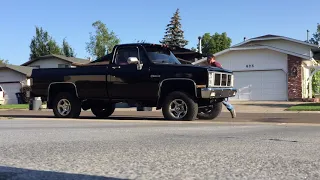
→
(30, 65, 40, 69)
(0, 86, 2, 91)
(144, 46, 181, 64)
(58, 64, 71, 68)
(114, 46, 140, 65)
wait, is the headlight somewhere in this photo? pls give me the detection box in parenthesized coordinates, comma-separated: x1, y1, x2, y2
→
(208, 72, 214, 87)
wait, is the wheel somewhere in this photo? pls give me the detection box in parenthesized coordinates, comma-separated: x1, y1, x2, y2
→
(162, 91, 198, 121)
(197, 102, 222, 120)
(91, 103, 115, 118)
(52, 92, 81, 118)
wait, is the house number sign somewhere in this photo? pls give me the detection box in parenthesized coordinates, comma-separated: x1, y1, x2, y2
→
(246, 64, 254, 68)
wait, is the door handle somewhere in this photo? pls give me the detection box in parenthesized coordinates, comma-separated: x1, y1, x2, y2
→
(112, 66, 121, 69)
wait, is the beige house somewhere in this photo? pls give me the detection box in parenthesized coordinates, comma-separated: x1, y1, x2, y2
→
(193, 35, 320, 101)
(0, 54, 90, 104)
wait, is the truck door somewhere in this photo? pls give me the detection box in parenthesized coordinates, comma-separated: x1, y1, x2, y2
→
(107, 45, 152, 100)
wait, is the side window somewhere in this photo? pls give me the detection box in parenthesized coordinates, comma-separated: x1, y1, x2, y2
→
(138, 47, 149, 64)
(114, 46, 140, 65)
(30, 65, 40, 69)
(58, 64, 70, 68)
(0, 86, 2, 91)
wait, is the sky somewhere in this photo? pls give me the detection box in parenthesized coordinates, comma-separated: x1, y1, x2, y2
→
(0, 0, 319, 65)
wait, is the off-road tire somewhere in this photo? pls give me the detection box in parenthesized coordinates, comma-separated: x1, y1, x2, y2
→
(52, 92, 81, 118)
(162, 91, 198, 121)
(91, 104, 116, 118)
(197, 102, 222, 120)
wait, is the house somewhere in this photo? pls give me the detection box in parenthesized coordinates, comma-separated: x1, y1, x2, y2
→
(0, 64, 33, 104)
(193, 34, 320, 101)
(0, 54, 90, 104)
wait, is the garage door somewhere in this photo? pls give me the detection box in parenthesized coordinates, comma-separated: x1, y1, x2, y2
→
(0, 83, 22, 104)
(230, 70, 287, 101)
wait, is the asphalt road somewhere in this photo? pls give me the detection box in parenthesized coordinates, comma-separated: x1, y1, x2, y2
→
(1, 110, 320, 124)
(1, 119, 320, 180)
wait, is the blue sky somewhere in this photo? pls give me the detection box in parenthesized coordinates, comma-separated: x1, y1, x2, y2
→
(1, 0, 319, 65)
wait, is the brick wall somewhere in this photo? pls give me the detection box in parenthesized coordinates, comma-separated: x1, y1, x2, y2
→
(287, 55, 302, 100)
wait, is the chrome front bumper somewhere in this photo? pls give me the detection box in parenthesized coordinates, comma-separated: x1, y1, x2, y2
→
(201, 88, 237, 98)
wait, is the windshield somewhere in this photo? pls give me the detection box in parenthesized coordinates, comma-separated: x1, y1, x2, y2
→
(145, 47, 181, 64)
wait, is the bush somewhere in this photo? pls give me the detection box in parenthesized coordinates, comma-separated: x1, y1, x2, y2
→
(20, 85, 31, 103)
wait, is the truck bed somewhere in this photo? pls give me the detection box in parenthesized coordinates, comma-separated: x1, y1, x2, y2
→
(30, 65, 109, 98)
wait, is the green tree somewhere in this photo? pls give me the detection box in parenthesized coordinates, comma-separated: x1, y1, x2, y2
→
(309, 23, 320, 45)
(160, 8, 188, 48)
(86, 20, 120, 59)
(29, 26, 62, 59)
(0, 58, 8, 64)
(199, 32, 232, 55)
(308, 23, 320, 96)
(62, 38, 75, 57)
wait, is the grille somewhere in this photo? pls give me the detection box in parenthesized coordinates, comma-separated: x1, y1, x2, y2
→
(210, 72, 233, 87)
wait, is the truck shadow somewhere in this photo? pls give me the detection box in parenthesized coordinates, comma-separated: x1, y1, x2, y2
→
(0, 166, 126, 180)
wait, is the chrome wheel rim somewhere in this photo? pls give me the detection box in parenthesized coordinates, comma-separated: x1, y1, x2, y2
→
(57, 99, 71, 116)
(169, 99, 188, 119)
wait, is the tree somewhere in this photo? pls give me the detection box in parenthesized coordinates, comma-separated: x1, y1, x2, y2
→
(160, 8, 188, 48)
(62, 38, 75, 57)
(309, 23, 320, 45)
(199, 32, 232, 55)
(86, 20, 120, 59)
(308, 23, 320, 96)
(29, 26, 62, 60)
(0, 58, 8, 64)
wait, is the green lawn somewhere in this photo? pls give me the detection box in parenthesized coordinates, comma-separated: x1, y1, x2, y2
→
(0, 104, 29, 109)
(286, 103, 320, 111)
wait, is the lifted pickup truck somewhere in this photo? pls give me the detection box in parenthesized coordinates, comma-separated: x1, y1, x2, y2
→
(28, 43, 237, 121)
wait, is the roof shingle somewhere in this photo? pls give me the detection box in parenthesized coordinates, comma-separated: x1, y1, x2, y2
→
(0, 63, 33, 77)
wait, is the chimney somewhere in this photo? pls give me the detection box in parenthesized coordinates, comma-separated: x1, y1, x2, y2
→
(88, 57, 91, 61)
(244, 37, 247, 41)
(307, 30, 309, 42)
(198, 36, 202, 54)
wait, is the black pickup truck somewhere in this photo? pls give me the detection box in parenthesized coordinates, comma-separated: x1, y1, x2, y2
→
(28, 43, 237, 121)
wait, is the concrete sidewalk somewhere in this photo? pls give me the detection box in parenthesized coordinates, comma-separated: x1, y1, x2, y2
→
(222, 101, 310, 113)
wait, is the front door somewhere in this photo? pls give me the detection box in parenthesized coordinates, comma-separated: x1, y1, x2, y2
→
(107, 46, 153, 100)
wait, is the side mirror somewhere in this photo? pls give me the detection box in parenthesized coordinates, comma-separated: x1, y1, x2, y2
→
(127, 57, 139, 64)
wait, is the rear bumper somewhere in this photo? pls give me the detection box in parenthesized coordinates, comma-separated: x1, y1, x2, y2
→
(201, 87, 237, 98)
(0, 99, 4, 105)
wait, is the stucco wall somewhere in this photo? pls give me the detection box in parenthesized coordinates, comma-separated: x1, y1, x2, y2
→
(0, 69, 26, 83)
(27, 58, 71, 68)
(215, 49, 288, 72)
